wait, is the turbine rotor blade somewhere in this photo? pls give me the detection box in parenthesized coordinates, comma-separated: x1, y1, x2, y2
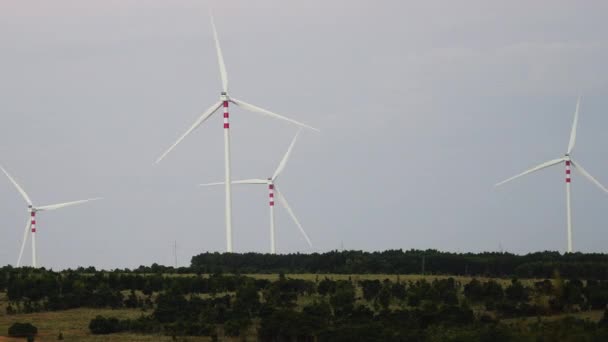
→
(272, 130, 300, 181)
(37, 197, 102, 211)
(571, 160, 608, 193)
(199, 179, 266, 187)
(156, 101, 222, 164)
(199, 182, 225, 187)
(230, 98, 320, 132)
(0, 165, 33, 205)
(275, 185, 313, 248)
(495, 158, 565, 187)
(210, 15, 228, 93)
(567, 96, 581, 154)
(16, 218, 31, 267)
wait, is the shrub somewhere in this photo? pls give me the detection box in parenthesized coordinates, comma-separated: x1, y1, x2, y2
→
(8, 322, 38, 338)
(89, 316, 121, 334)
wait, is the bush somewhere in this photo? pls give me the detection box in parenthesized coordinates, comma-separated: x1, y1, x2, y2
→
(89, 316, 121, 334)
(224, 317, 252, 337)
(8, 322, 38, 338)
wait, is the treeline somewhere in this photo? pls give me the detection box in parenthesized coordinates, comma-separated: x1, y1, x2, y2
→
(191, 250, 608, 279)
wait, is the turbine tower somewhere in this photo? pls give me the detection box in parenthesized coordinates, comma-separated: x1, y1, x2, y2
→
(0, 165, 101, 267)
(156, 16, 318, 253)
(495, 97, 608, 252)
(200, 131, 312, 254)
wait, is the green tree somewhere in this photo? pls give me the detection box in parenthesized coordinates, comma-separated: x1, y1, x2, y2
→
(375, 284, 392, 311)
(330, 281, 355, 316)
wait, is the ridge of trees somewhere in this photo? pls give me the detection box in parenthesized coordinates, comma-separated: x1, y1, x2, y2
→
(190, 250, 608, 279)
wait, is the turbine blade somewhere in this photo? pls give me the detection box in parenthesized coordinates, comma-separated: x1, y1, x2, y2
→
(495, 158, 565, 187)
(156, 101, 222, 164)
(567, 96, 581, 154)
(272, 130, 300, 181)
(275, 186, 313, 247)
(572, 160, 608, 193)
(198, 182, 225, 187)
(210, 15, 228, 93)
(0, 165, 33, 205)
(230, 98, 320, 132)
(16, 218, 31, 267)
(199, 179, 267, 186)
(37, 197, 102, 211)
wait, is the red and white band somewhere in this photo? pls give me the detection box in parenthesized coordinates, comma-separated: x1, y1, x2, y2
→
(223, 101, 229, 129)
(565, 160, 571, 183)
(268, 184, 275, 207)
(31, 211, 36, 233)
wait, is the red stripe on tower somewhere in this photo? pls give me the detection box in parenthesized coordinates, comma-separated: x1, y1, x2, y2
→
(565, 161, 571, 183)
(31, 212, 36, 233)
(223, 100, 230, 129)
(269, 184, 275, 206)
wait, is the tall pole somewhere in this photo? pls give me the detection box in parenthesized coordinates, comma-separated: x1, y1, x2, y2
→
(269, 181, 276, 254)
(565, 159, 573, 253)
(222, 95, 233, 252)
(31, 211, 37, 267)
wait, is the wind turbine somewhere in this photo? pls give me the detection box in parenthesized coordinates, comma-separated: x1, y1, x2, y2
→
(495, 97, 608, 252)
(199, 131, 312, 254)
(0, 165, 101, 267)
(155, 16, 319, 253)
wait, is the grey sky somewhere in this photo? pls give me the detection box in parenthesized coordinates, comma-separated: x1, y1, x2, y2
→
(1, 1, 608, 269)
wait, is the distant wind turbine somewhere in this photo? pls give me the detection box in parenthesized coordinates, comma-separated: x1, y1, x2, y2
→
(495, 97, 608, 252)
(0, 165, 101, 267)
(199, 131, 312, 254)
(155, 15, 319, 253)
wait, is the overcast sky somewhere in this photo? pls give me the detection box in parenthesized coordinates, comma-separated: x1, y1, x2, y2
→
(1, 1, 608, 269)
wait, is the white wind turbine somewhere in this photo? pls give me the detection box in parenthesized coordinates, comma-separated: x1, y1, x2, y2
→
(199, 131, 312, 254)
(155, 16, 318, 253)
(0, 165, 101, 267)
(495, 97, 608, 252)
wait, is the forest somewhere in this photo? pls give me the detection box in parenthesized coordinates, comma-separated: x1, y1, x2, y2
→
(1, 251, 608, 340)
(189, 249, 608, 278)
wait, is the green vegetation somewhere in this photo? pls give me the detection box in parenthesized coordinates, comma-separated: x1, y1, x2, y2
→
(190, 250, 608, 278)
(1, 250, 608, 340)
(8, 322, 37, 338)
